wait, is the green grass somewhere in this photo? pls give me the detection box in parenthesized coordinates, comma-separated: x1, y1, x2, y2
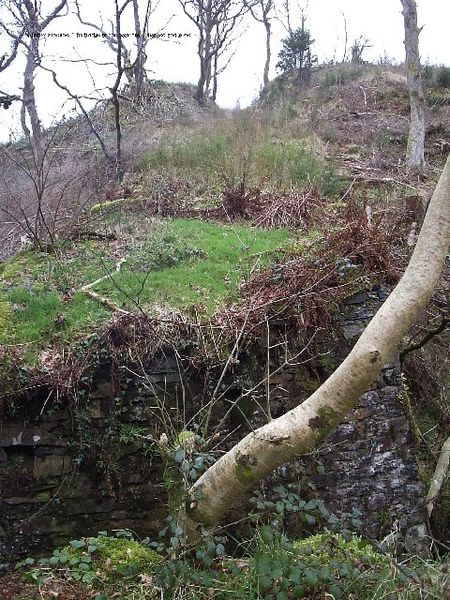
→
(97, 218, 292, 312)
(140, 118, 342, 196)
(0, 218, 293, 361)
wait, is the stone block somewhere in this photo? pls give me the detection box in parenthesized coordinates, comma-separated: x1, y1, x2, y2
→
(33, 455, 72, 479)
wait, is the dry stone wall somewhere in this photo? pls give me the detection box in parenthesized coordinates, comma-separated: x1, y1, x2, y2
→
(0, 287, 427, 564)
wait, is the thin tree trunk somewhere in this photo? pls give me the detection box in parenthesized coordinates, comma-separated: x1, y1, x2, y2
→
(22, 37, 44, 167)
(425, 434, 450, 518)
(132, 0, 146, 98)
(263, 18, 271, 88)
(185, 154, 450, 537)
(401, 0, 425, 170)
(196, 60, 208, 105)
(212, 50, 218, 102)
(111, 0, 126, 180)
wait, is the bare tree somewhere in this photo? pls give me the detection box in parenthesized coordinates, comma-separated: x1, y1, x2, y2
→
(184, 154, 450, 538)
(0, 0, 68, 166)
(400, 0, 425, 170)
(177, 0, 250, 105)
(244, 0, 274, 88)
(72, 0, 164, 178)
(131, 0, 154, 99)
(0, 123, 106, 253)
(75, 0, 158, 101)
(74, 0, 139, 179)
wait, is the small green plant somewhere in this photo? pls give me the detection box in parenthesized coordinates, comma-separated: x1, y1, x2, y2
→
(17, 532, 161, 587)
(320, 65, 364, 88)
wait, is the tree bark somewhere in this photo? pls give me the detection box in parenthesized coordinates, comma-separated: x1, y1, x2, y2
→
(22, 5, 44, 167)
(425, 434, 450, 518)
(132, 0, 144, 94)
(263, 16, 271, 88)
(185, 154, 450, 537)
(401, 0, 425, 170)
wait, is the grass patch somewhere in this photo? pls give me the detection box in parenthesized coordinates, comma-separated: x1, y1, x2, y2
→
(96, 218, 293, 313)
(0, 218, 293, 360)
(140, 118, 342, 197)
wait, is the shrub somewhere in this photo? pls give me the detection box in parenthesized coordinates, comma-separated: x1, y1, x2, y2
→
(436, 65, 450, 88)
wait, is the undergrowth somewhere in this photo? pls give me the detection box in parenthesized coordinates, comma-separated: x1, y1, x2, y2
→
(9, 527, 449, 600)
(140, 117, 342, 198)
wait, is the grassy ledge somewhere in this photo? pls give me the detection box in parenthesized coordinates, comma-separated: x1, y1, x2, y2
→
(0, 218, 293, 363)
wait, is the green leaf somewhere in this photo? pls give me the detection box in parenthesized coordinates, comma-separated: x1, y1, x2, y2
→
(215, 543, 225, 556)
(318, 566, 332, 582)
(304, 514, 316, 526)
(173, 449, 185, 463)
(80, 555, 92, 564)
(304, 568, 319, 588)
(293, 584, 305, 597)
(260, 526, 274, 544)
(180, 459, 191, 473)
(87, 544, 98, 553)
(259, 575, 273, 590)
(329, 584, 343, 599)
(70, 539, 86, 549)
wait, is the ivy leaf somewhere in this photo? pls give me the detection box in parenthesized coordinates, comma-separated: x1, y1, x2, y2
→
(70, 540, 86, 549)
(215, 543, 225, 556)
(304, 514, 316, 526)
(329, 584, 343, 599)
(304, 568, 319, 587)
(173, 449, 185, 463)
(260, 526, 274, 544)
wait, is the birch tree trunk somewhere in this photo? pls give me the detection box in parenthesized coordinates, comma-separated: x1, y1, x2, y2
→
(425, 434, 450, 518)
(185, 154, 450, 537)
(401, 0, 425, 170)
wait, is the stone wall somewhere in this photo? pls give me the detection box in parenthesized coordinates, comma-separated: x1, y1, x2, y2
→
(0, 287, 427, 563)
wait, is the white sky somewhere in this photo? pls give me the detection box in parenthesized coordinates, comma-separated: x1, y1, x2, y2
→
(0, 0, 449, 141)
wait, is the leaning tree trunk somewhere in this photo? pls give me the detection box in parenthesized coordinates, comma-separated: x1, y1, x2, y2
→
(401, 0, 425, 170)
(425, 434, 450, 518)
(185, 154, 450, 538)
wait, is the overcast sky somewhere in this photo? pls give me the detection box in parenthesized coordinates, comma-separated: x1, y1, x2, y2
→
(0, 0, 449, 142)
